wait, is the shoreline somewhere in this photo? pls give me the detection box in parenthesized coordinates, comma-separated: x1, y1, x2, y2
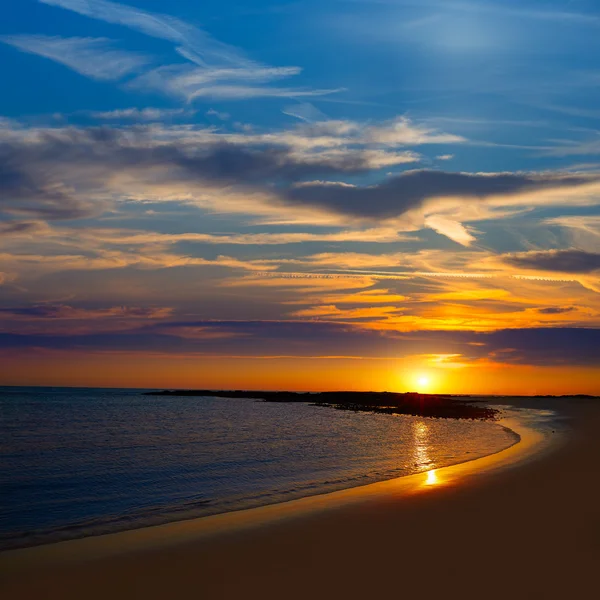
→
(1, 403, 560, 569)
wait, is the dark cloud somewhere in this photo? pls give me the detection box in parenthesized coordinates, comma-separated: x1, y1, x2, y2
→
(537, 306, 576, 315)
(285, 170, 594, 218)
(503, 250, 600, 274)
(476, 327, 600, 367)
(0, 304, 170, 319)
(0, 305, 69, 318)
(0, 134, 102, 220)
(0, 220, 43, 235)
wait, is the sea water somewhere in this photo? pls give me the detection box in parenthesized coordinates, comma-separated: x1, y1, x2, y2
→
(1, 386, 521, 550)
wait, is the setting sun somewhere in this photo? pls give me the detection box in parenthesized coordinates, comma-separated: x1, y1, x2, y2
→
(415, 375, 432, 392)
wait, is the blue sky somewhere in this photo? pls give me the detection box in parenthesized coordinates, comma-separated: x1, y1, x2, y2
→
(1, 0, 599, 391)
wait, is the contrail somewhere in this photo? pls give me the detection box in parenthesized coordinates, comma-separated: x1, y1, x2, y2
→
(252, 270, 580, 283)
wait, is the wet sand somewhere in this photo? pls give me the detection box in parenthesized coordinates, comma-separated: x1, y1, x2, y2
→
(1, 398, 599, 599)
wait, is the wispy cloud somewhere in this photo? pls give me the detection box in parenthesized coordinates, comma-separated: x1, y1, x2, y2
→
(206, 109, 230, 121)
(89, 107, 194, 120)
(38, 0, 336, 100)
(282, 102, 328, 123)
(433, 1, 600, 24)
(40, 0, 254, 67)
(546, 215, 600, 240)
(0, 35, 148, 80)
(0, 248, 282, 275)
(127, 64, 340, 101)
(365, 0, 600, 25)
(362, 118, 463, 146)
(60, 226, 414, 246)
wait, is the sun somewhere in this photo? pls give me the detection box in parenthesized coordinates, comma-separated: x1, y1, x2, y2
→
(415, 375, 431, 392)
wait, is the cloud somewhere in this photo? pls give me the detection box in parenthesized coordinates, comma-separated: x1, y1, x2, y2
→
(412, 1, 600, 24)
(279, 117, 466, 148)
(127, 64, 340, 101)
(0, 248, 282, 275)
(0, 137, 106, 221)
(0, 303, 175, 335)
(536, 306, 576, 315)
(502, 250, 600, 274)
(301, 289, 409, 306)
(362, 118, 464, 146)
(424, 215, 476, 246)
(89, 108, 193, 120)
(0, 304, 172, 320)
(543, 138, 600, 158)
(0, 35, 148, 80)
(0, 221, 45, 236)
(282, 102, 327, 123)
(223, 273, 379, 293)
(45, 225, 412, 246)
(545, 215, 600, 253)
(292, 304, 400, 320)
(206, 109, 230, 121)
(301, 252, 407, 269)
(546, 215, 600, 236)
(477, 327, 600, 367)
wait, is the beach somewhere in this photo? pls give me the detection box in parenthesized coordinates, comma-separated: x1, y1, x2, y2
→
(1, 397, 599, 600)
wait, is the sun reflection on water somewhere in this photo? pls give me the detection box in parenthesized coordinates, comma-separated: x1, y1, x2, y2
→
(425, 469, 439, 486)
(413, 420, 434, 470)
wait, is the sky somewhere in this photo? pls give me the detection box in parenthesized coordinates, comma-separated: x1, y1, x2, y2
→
(1, 0, 599, 394)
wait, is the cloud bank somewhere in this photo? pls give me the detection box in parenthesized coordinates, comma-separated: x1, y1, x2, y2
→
(1, 119, 598, 248)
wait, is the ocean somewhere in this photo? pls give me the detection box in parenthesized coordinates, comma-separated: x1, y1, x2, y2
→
(1, 386, 523, 550)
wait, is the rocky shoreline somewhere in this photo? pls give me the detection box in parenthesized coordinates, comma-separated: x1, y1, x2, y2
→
(144, 390, 498, 420)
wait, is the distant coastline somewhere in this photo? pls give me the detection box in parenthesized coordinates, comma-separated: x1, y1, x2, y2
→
(144, 390, 500, 420)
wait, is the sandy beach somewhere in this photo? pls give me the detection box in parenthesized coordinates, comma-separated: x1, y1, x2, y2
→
(2, 397, 599, 600)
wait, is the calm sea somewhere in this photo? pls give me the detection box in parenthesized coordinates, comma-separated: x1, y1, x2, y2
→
(1, 386, 522, 550)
